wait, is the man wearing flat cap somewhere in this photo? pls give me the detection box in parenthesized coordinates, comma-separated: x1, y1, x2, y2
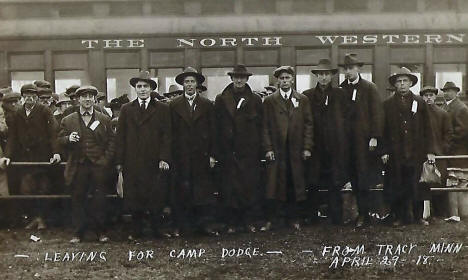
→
(441, 81, 468, 168)
(214, 64, 263, 233)
(62, 85, 106, 118)
(339, 53, 384, 227)
(381, 67, 435, 226)
(0, 84, 61, 230)
(58, 86, 115, 243)
(261, 65, 313, 231)
(116, 70, 171, 241)
(302, 59, 348, 225)
(169, 67, 218, 236)
(420, 86, 452, 218)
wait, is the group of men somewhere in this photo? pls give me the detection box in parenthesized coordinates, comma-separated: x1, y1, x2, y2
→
(0, 53, 466, 243)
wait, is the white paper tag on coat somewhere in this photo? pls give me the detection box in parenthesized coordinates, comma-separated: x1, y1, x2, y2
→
(325, 95, 328, 106)
(291, 97, 299, 108)
(193, 104, 197, 111)
(352, 89, 357, 101)
(89, 120, 100, 131)
(237, 98, 245, 109)
(411, 100, 418, 113)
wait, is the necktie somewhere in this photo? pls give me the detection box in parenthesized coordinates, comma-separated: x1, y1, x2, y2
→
(140, 100, 146, 111)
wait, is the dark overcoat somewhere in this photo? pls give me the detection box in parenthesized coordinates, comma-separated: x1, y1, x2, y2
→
(262, 90, 313, 201)
(169, 94, 216, 206)
(303, 84, 348, 188)
(58, 111, 115, 186)
(214, 83, 263, 208)
(115, 99, 172, 212)
(381, 93, 434, 202)
(339, 77, 384, 189)
(446, 98, 468, 168)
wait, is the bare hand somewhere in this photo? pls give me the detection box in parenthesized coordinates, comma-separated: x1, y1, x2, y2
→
(381, 154, 389, 164)
(303, 150, 311, 160)
(49, 154, 61, 164)
(265, 151, 275, 161)
(159, 160, 170, 171)
(0, 157, 10, 169)
(369, 138, 377, 151)
(427, 154, 436, 164)
(69, 132, 80, 143)
(209, 157, 217, 168)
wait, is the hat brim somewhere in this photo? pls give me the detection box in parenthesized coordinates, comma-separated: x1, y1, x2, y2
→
(227, 72, 253, 77)
(420, 89, 438, 96)
(311, 69, 338, 75)
(197, 85, 207, 92)
(273, 69, 294, 78)
(175, 72, 205, 85)
(441, 86, 460, 92)
(338, 62, 364, 67)
(388, 74, 418, 87)
(129, 78, 157, 90)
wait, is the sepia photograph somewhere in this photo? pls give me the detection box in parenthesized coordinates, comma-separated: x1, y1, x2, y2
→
(0, 0, 468, 279)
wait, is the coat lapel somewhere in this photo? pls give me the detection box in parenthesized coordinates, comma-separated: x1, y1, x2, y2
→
(272, 92, 288, 114)
(192, 95, 204, 122)
(222, 90, 236, 118)
(138, 99, 157, 126)
(173, 96, 192, 125)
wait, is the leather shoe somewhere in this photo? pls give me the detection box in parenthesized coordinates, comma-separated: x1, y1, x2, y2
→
(99, 235, 109, 243)
(260, 221, 272, 232)
(417, 219, 429, 226)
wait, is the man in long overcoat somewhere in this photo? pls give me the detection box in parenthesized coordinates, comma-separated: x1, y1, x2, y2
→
(303, 59, 348, 225)
(262, 66, 313, 231)
(116, 71, 171, 240)
(0, 84, 61, 230)
(170, 67, 218, 236)
(420, 86, 452, 217)
(381, 67, 435, 226)
(214, 64, 263, 233)
(338, 54, 384, 227)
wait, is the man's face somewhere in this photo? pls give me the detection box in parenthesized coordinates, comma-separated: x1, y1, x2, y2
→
(60, 102, 72, 111)
(23, 92, 38, 107)
(443, 88, 458, 101)
(135, 81, 151, 100)
(394, 75, 412, 95)
(278, 72, 294, 91)
(343, 65, 360, 82)
(422, 92, 436, 105)
(183, 76, 197, 96)
(231, 75, 248, 90)
(97, 98, 106, 106)
(39, 96, 51, 106)
(78, 93, 95, 110)
(316, 71, 333, 86)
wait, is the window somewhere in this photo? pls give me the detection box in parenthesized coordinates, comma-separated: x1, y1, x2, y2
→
(201, 68, 232, 101)
(247, 67, 277, 93)
(296, 66, 318, 93)
(55, 70, 89, 95)
(149, 68, 183, 95)
(106, 69, 140, 102)
(390, 65, 424, 94)
(435, 64, 466, 96)
(11, 71, 44, 93)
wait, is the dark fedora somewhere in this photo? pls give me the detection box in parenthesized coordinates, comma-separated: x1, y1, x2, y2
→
(339, 53, 364, 67)
(273, 66, 295, 78)
(265, 85, 276, 92)
(227, 64, 252, 77)
(440, 81, 460, 92)
(419, 86, 438, 96)
(130, 70, 157, 90)
(388, 67, 418, 86)
(196, 85, 207, 92)
(65, 85, 80, 98)
(175, 67, 205, 85)
(75, 85, 99, 97)
(20, 84, 38, 95)
(311, 59, 338, 75)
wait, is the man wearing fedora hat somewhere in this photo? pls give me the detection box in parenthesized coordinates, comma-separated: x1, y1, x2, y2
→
(116, 70, 171, 241)
(169, 67, 218, 236)
(261, 65, 313, 231)
(381, 67, 435, 226)
(420, 86, 452, 218)
(58, 86, 115, 243)
(441, 81, 468, 167)
(214, 64, 263, 233)
(303, 59, 348, 225)
(0, 83, 61, 230)
(339, 53, 384, 227)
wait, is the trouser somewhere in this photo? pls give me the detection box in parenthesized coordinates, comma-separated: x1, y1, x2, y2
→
(328, 186, 343, 224)
(20, 170, 51, 220)
(71, 161, 107, 237)
(173, 203, 214, 232)
(391, 165, 423, 222)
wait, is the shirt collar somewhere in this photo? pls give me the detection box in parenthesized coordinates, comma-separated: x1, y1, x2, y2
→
(348, 75, 360, 85)
(185, 93, 197, 101)
(446, 98, 455, 106)
(138, 97, 149, 107)
(279, 88, 292, 99)
(80, 106, 94, 116)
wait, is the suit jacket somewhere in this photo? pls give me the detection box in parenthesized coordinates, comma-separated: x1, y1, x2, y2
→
(170, 94, 216, 206)
(214, 83, 263, 207)
(115, 98, 171, 211)
(446, 98, 468, 155)
(5, 103, 58, 161)
(262, 90, 313, 201)
(58, 110, 115, 186)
